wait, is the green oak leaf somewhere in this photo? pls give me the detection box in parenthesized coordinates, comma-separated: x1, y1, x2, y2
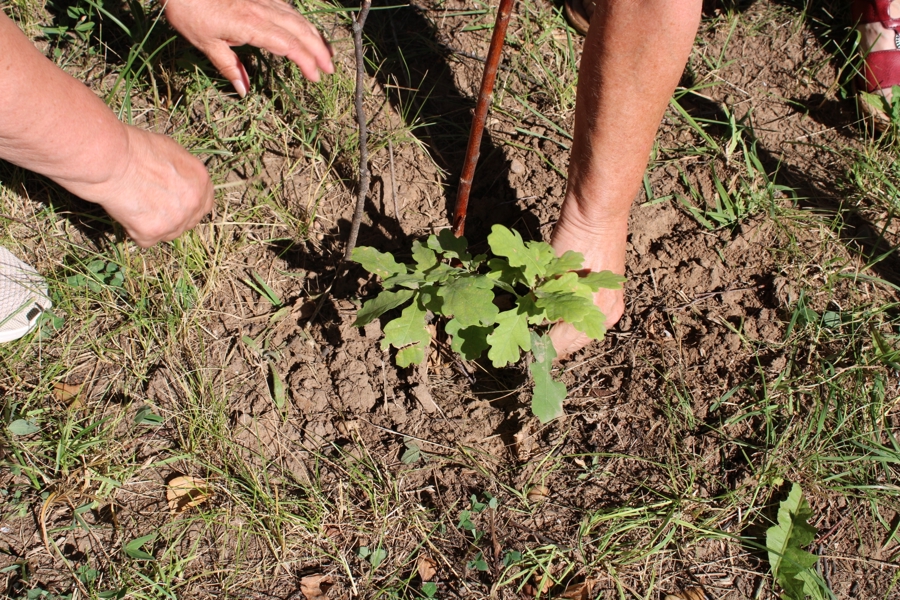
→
(411, 240, 438, 271)
(535, 292, 595, 324)
(396, 344, 426, 368)
(355, 289, 416, 327)
(426, 229, 471, 261)
(382, 272, 424, 289)
(529, 332, 565, 423)
(350, 247, 407, 279)
(766, 483, 830, 600)
(486, 302, 533, 368)
(524, 239, 556, 268)
(487, 225, 550, 285)
(580, 271, 626, 291)
(419, 284, 444, 313)
(424, 263, 460, 284)
(571, 308, 606, 340)
(545, 250, 585, 276)
(518, 294, 546, 325)
(446, 318, 491, 360)
(437, 276, 498, 327)
(537, 272, 594, 300)
(486, 258, 524, 293)
(382, 301, 430, 358)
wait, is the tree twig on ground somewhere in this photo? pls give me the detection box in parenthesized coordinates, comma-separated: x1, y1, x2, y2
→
(451, 0, 514, 237)
(343, 0, 373, 261)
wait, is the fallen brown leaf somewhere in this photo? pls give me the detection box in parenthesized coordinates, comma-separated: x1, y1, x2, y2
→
(664, 587, 706, 600)
(526, 484, 550, 503)
(524, 574, 552, 596)
(53, 381, 82, 406)
(166, 476, 212, 513)
(557, 579, 595, 599)
(300, 574, 334, 600)
(416, 555, 437, 581)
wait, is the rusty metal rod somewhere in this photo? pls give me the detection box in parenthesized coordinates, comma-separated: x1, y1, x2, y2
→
(451, 0, 514, 238)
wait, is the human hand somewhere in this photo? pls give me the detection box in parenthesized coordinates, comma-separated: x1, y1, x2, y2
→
(548, 208, 627, 359)
(163, 0, 334, 96)
(85, 126, 214, 248)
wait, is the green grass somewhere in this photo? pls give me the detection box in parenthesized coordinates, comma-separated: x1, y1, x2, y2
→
(2, 0, 900, 598)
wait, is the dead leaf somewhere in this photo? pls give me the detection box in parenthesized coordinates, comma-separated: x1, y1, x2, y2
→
(322, 525, 341, 539)
(523, 574, 553, 597)
(417, 555, 437, 581)
(557, 579, 595, 599)
(53, 382, 82, 406)
(300, 574, 334, 600)
(526, 484, 550, 503)
(166, 476, 212, 513)
(665, 588, 706, 600)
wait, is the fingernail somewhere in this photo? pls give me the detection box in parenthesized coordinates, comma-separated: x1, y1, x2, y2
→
(231, 79, 247, 98)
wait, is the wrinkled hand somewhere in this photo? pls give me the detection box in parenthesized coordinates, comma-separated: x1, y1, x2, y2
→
(87, 126, 214, 247)
(163, 0, 334, 96)
(548, 210, 627, 359)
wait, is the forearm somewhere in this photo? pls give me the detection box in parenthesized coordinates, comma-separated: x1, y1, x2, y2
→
(0, 13, 129, 194)
(564, 0, 702, 225)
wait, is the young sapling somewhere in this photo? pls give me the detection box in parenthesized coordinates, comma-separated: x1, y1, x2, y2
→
(351, 225, 624, 422)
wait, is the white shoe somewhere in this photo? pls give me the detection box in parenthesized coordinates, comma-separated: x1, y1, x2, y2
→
(0, 247, 52, 343)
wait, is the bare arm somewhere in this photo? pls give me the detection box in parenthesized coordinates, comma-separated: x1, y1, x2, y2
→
(0, 0, 334, 247)
(0, 12, 213, 247)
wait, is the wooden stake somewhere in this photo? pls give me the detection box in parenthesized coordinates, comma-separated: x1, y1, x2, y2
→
(451, 0, 515, 238)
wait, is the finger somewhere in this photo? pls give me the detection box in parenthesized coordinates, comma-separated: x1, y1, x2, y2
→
(276, 15, 334, 75)
(203, 41, 251, 97)
(244, 20, 332, 80)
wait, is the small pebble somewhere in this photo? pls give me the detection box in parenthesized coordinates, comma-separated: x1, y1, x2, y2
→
(510, 158, 525, 175)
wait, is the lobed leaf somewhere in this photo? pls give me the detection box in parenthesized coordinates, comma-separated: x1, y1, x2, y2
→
(382, 302, 430, 368)
(570, 309, 606, 340)
(766, 483, 831, 600)
(426, 229, 471, 262)
(411, 240, 438, 270)
(382, 272, 424, 289)
(544, 250, 585, 276)
(351, 247, 407, 279)
(538, 272, 594, 300)
(529, 332, 565, 423)
(446, 318, 492, 360)
(486, 300, 534, 368)
(396, 345, 425, 368)
(487, 225, 552, 285)
(355, 289, 416, 326)
(437, 275, 498, 328)
(423, 263, 460, 284)
(580, 271, 626, 291)
(535, 292, 595, 324)
(485, 258, 524, 293)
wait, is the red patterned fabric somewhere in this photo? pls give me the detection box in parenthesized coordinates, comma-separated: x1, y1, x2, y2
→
(862, 50, 900, 91)
(853, 0, 900, 29)
(853, 0, 900, 91)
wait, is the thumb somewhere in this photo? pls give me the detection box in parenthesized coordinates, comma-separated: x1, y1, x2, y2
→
(203, 41, 250, 98)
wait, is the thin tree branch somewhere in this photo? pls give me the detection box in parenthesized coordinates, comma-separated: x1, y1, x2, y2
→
(343, 0, 373, 261)
(388, 140, 400, 222)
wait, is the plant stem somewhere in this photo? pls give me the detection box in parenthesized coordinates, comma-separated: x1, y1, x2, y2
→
(451, 0, 514, 238)
(344, 0, 373, 261)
